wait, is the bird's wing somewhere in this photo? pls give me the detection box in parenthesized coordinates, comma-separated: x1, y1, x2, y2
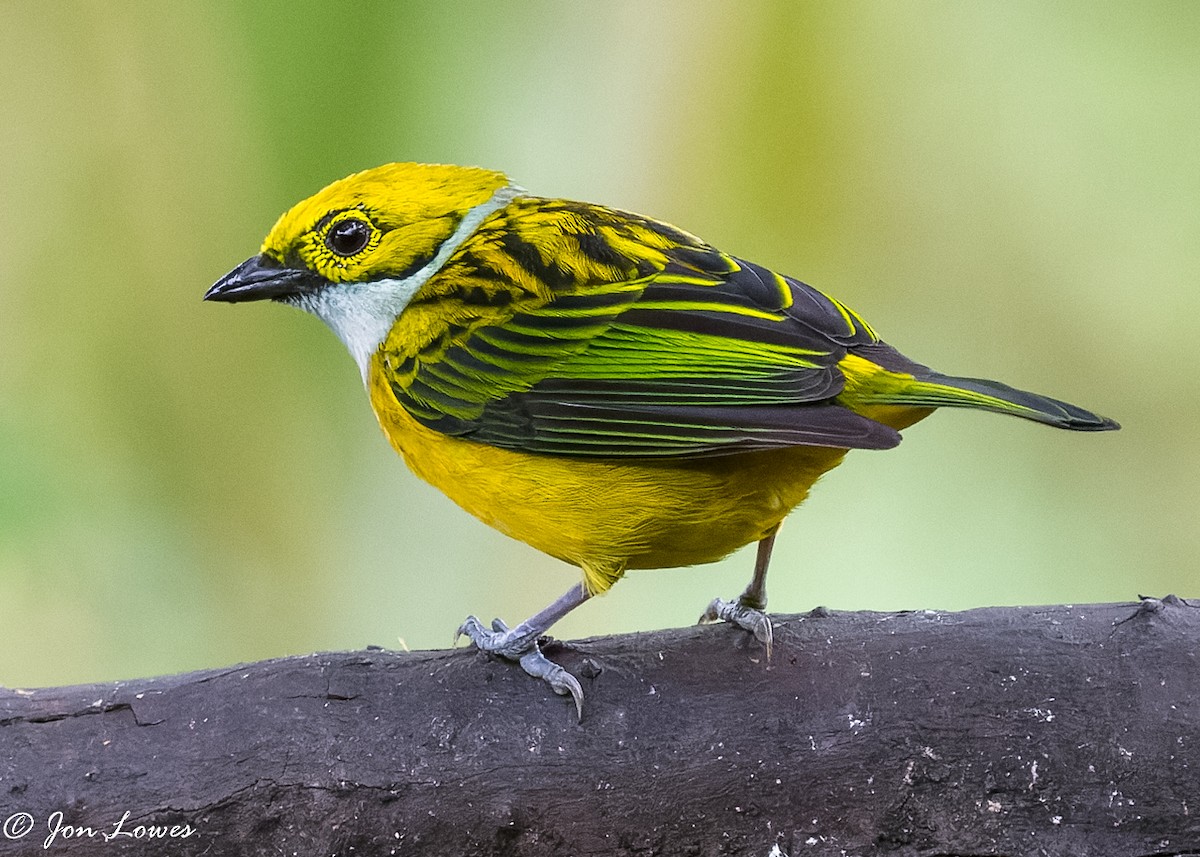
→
(382, 199, 900, 456)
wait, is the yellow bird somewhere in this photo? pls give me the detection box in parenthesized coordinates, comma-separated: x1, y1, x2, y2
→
(206, 162, 1118, 713)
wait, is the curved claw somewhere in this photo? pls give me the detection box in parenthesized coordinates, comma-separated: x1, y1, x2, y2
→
(454, 614, 491, 649)
(698, 598, 723, 625)
(518, 648, 584, 721)
(699, 597, 774, 660)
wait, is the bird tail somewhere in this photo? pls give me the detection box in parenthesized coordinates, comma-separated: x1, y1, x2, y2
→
(885, 373, 1119, 431)
(839, 350, 1120, 432)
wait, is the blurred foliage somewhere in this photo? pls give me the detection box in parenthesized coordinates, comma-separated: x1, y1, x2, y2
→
(1, 1, 1196, 687)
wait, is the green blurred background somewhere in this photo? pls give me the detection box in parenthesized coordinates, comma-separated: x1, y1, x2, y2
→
(1, 2, 1195, 688)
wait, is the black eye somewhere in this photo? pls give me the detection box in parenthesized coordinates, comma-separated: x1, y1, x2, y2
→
(326, 218, 371, 256)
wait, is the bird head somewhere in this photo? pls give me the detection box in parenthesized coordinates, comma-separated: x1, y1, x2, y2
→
(206, 162, 521, 375)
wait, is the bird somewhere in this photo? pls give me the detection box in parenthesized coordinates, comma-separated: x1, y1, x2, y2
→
(206, 162, 1119, 716)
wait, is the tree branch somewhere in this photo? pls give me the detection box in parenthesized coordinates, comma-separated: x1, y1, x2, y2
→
(3, 598, 1198, 856)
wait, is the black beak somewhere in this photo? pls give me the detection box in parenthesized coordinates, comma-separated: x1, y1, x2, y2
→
(204, 254, 328, 303)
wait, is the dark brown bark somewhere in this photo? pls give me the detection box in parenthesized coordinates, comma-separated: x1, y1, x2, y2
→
(2, 598, 1198, 857)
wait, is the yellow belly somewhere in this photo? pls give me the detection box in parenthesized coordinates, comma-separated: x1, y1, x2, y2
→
(368, 363, 923, 594)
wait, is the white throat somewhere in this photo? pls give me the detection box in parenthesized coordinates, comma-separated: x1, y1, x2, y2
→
(293, 183, 523, 380)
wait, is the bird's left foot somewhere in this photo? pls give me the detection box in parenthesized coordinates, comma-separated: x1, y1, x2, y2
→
(699, 597, 773, 659)
(455, 616, 584, 719)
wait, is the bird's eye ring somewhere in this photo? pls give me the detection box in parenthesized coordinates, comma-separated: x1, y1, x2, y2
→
(326, 218, 372, 257)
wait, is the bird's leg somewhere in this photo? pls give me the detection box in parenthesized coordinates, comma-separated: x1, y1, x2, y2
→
(456, 582, 591, 718)
(699, 525, 778, 658)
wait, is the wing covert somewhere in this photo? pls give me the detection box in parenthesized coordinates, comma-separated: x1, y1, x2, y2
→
(383, 198, 892, 456)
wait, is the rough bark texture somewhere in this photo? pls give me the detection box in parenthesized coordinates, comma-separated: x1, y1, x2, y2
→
(2, 598, 1198, 857)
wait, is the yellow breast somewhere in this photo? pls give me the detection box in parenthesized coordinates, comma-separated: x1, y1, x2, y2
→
(368, 358, 857, 594)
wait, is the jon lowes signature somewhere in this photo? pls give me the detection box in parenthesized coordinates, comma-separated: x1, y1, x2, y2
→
(4, 810, 199, 849)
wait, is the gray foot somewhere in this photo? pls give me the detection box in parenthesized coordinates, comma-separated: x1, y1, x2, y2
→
(456, 615, 584, 719)
(699, 598, 774, 659)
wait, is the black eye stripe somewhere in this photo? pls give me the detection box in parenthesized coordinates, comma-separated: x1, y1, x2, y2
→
(326, 218, 372, 257)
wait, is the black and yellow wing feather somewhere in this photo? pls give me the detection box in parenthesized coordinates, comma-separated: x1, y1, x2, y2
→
(379, 198, 1114, 458)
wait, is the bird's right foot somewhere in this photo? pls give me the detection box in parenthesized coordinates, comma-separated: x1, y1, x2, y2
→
(699, 596, 774, 659)
(700, 528, 778, 658)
